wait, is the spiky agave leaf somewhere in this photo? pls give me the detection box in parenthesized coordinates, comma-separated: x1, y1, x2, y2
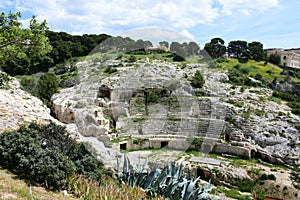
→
(183, 177, 199, 200)
(143, 168, 160, 190)
(152, 164, 168, 189)
(134, 172, 148, 187)
(165, 180, 179, 197)
(123, 154, 132, 174)
(180, 177, 189, 199)
(174, 162, 183, 181)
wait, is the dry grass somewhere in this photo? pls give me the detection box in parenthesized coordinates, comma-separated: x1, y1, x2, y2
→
(67, 175, 165, 200)
(0, 168, 165, 200)
(0, 168, 77, 200)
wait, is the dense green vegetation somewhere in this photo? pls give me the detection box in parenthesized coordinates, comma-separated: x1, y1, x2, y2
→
(37, 73, 59, 103)
(204, 38, 265, 62)
(0, 122, 110, 190)
(0, 12, 110, 76)
(268, 53, 281, 65)
(0, 12, 51, 75)
(216, 57, 300, 116)
(45, 31, 110, 66)
(217, 58, 283, 86)
(204, 38, 226, 59)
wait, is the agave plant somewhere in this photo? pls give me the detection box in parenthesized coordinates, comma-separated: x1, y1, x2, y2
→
(116, 154, 213, 200)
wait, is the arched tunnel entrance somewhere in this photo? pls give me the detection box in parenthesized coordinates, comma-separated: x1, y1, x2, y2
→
(196, 168, 210, 182)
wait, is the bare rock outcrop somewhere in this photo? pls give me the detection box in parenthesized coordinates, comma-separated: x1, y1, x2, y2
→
(0, 79, 54, 132)
(224, 87, 300, 165)
(52, 58, 300, 167)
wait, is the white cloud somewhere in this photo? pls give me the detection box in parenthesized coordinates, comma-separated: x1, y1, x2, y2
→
(10, 0, 220, 34)
(180, 29, 194, 40)
(218, 0, 279, 15)
(6, 0, 279, 36)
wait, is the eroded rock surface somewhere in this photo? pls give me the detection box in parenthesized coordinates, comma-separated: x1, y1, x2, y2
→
(52, 58, 300, 167)
(0, 79, 54, 132)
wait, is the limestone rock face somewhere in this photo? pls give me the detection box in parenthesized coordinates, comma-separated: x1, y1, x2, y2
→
(0, 74, 118, 168)
(51, 58, 300, 167)
(224, 87, 300, 165)
(0, 79, 54, 132)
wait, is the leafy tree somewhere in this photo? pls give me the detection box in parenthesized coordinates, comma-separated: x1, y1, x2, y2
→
(0, 12, 51, 75)
(134, 39, 152, 49)
(45, 31, 110, 66)
(170, 41, 186, 57)
(191, 70, 205, 88)
(204, 37, 226, 58)
(248, 41, 264, 61)
(268, 53, 281, 65)
(159, 41, 169, 49)
(187, 41, 200, 56)
(227, 40, 249, 59)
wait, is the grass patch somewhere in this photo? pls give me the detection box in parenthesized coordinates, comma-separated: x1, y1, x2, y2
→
(269, 96, 281, 104)
(234, 101, 244, 107)
(219, 187, 252, 200)
(217, 58, 290, 86)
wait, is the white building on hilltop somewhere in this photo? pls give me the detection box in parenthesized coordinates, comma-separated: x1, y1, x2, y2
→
(281, 51, 300, 69)
(265, 48, 300, 69)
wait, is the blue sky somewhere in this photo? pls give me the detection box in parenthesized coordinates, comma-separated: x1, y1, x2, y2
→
(1, 0, 299, 49)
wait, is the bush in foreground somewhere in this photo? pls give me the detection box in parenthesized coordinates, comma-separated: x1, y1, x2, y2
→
(0, 122, 109, 190)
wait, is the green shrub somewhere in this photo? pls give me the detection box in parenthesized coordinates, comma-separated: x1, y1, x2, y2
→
(37, 73, 59, 102)
(268, 174, 276, 180)
(259, 173, 276, 181)
(291, 108, 300, 115)
(147, 91, 159, 103)
(128, 55, 137, 63)
(291, 167, 300, 189)
(240, 67, 250, 74)
(237, 180, 255, 192)
(0, 122, 109, 190)
(191, 70, 205, 88)
(268, 53, 281, 65)
(260, 174, 268, 180)
(233, 64, 241, 69)
(215, 57, 227, 63)
(234, 101, 244, 107)
(269, 96, 281, 104)
(194, 88, 206, 97)
(287, 102, 300, 109)
(104, 66, 117, 74)
(20, 76, 38, 94)
(0, 71, 11, 89)
(172, 54, 185, 62)
(272, 91, 296, 102)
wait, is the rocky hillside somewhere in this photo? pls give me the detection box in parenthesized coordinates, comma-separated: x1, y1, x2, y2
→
(0, 78, 54, 132)
(51, 54, 299, 167)
(1, 54, 299, 199)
